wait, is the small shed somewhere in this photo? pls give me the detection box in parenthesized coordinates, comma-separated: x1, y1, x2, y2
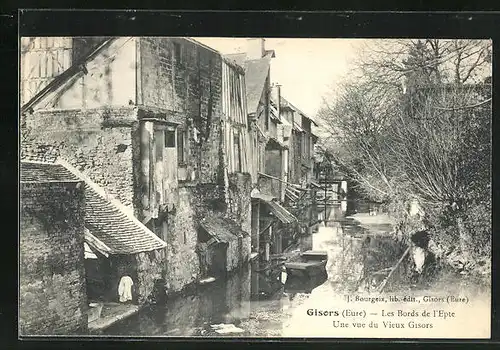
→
(20, 159, 168, 305)
(198, 214, 251, 277)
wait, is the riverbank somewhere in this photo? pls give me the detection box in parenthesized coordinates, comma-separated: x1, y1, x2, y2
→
(88, 303, 140, 334)
(99, 207, 490, 338)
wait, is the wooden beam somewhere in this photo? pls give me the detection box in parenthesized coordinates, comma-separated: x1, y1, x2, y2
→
(142, 212, 153, 225)
(377, 247, 411, 293)
(259, 220, 275, 235)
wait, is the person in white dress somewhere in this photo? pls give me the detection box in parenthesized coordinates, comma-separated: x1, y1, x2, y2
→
(118, 275, 134, 303)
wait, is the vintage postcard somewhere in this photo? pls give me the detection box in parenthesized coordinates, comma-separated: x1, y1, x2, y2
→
(19, 35, 491, 338)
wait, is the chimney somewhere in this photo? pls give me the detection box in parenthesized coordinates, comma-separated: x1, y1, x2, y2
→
(247, 38, 266, 59)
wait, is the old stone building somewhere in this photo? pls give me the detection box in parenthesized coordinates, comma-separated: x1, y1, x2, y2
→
(278, 96, 318, 186)
(20, 156, 169, 334)
(21, 36, 252, 294)
(225, 39, 299, 264)
(20, 162, 87, 335)
(276, 96, 320, 235)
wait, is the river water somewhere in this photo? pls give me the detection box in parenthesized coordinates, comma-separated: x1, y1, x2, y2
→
(104, 209, 411, 337)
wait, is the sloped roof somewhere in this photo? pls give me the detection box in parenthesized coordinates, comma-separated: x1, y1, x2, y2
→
(267, 137, 288, 150)
(269, 102, 282, 124)
(200, 214, 249, 244)
(21, 141, 60, 164)
(82, 183, 166, 254)
(264, 200, 297, 224)
(251, 192, 297, 224)
(20, 158, 167, 255)
(20, 161, 79, 183)
(244, 58, 272, 115)
(225, 53, 272, 115)
(224, 53, 247, 68)
(280, 95, 319, 126)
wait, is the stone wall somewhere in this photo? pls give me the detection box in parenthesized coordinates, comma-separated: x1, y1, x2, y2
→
(23, 107, 140, 212)
(227, 173, 252, 234)
(134, 250, 166, 304)
(105, 250, 166, 305)
(139, 37, 223, 185)
(226, 173, 252, 266)
(163, 185, 215, 294)
(20, 181, 87, 335)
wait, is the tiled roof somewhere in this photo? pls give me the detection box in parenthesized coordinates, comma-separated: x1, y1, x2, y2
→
(269, 103, 282, 124)
(20, 161, 79, 183)
(267, 137, 288, 150)
(83, 182, 166, 254)
(200, 214, 249, 244)
(293, 122, 305, 133)
(20, 141, 60, 163)
(20, 156, 167, 255)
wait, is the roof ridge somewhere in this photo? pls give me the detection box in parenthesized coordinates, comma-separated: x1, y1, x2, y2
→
(55, 157, 167, 250)
(279, 95, 318, 126)
(20, 159, 57, 165)
(185, 37, 221, 54)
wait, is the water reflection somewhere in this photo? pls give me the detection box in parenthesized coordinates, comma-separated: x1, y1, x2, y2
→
(284, 271, 328, 294)
(105, 208, 405, 337)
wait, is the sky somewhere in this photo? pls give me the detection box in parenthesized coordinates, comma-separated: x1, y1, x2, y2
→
(194, 38, 368, 118)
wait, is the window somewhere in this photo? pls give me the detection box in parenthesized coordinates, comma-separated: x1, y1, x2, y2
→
(234, 131, 242, 172)
(164, 129, 176, 148)
(155, 129, 164, 161)
(177, 129, 187, 165)
(173, 42, 182, 63)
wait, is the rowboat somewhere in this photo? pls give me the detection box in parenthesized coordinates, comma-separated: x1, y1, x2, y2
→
(300, 250, 328, 261)
(284, 250, 328, 277)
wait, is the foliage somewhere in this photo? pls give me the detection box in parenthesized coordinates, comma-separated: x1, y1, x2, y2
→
(317, 39, 492, 277)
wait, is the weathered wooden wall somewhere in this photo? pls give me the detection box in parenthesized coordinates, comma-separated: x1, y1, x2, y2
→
(221, 58, 251, 177)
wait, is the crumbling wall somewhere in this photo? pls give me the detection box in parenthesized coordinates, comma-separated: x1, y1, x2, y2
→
(23, 107, 139, 212)
(20, 182, 87, 335)
(163, 186, 210, 294)
(105, 250, 165, 305)
(227, 173, 252, 233)
(139, 37, 223, 185)
(134, 249, 166, 304)
(227, 173, 252, 265)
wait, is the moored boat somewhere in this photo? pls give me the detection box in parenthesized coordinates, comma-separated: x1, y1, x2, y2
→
(284, 250, 328, 277)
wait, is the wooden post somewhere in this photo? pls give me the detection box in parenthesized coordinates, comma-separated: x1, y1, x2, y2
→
(251, 201, 260, 253)
(264, 225, 271, 262)
(140, 121, 153, 217)
(377, 247, 411, 293)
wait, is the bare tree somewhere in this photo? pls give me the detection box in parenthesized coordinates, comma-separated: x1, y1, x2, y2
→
(318, 38, 492, 270)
